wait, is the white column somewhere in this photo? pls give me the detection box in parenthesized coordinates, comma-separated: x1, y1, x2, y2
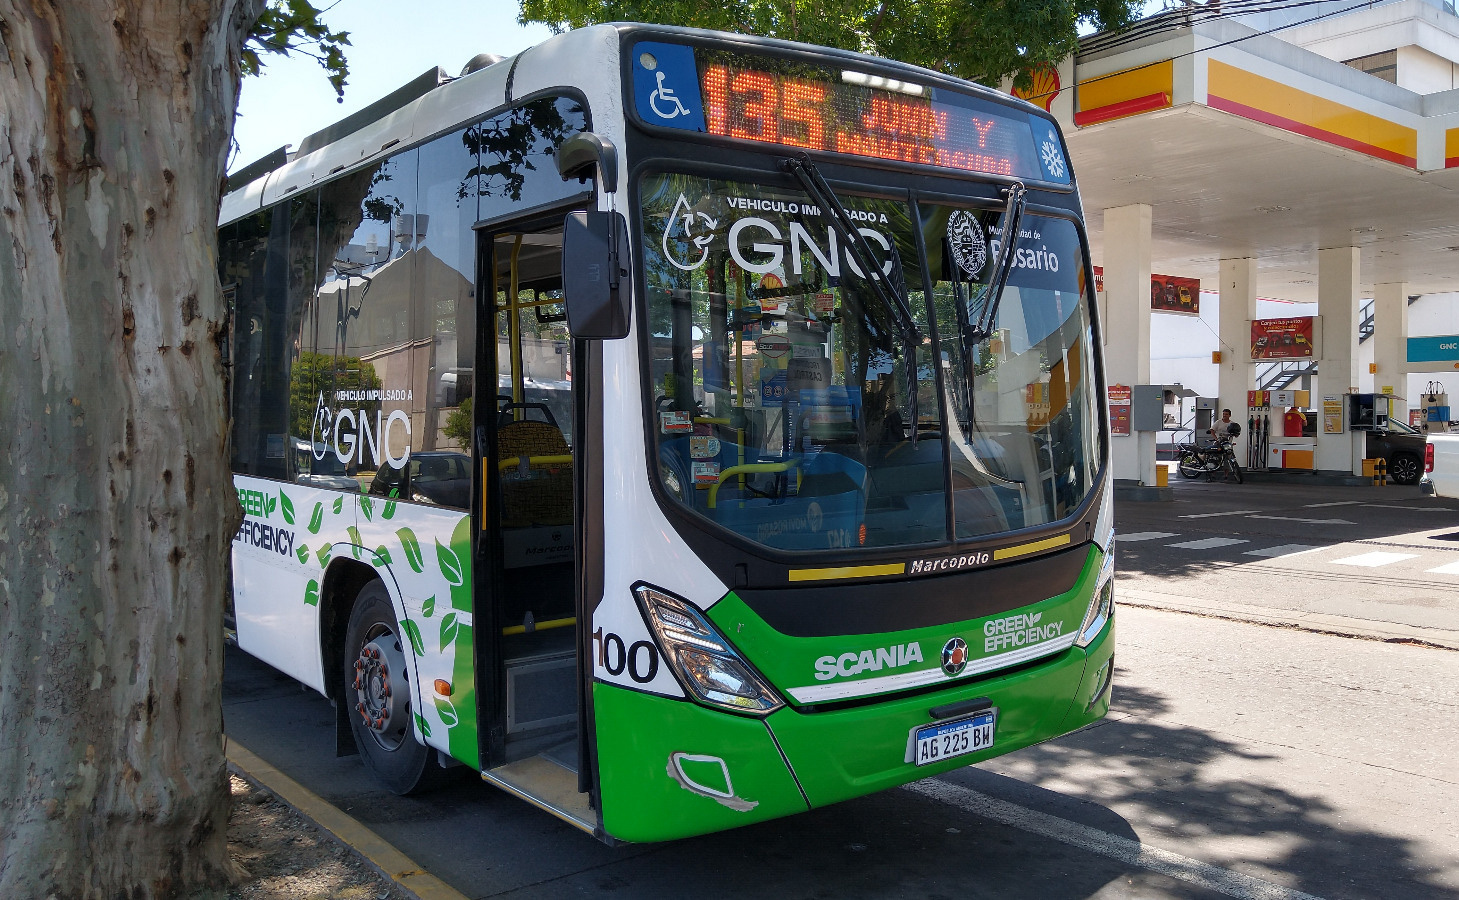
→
(1103, 205, 1155, 485)
(1218, 258, 1257, 461)
(1373, 282, 1409, 423)
(1317, 247, 1362, 474)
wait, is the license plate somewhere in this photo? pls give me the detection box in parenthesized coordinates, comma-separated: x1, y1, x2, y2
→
(912, 710, 996, 766)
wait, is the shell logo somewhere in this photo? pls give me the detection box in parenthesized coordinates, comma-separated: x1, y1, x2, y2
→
(1012, 64, 1061, 113)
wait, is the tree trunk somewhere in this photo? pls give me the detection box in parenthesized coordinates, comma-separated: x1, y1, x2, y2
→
(0, 1, 260, 895)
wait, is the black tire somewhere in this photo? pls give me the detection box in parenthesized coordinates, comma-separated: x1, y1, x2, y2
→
(1177, 454, 1203, 479)
(343, 581, 440, 794)
(1225, 454, 1244, 484)
(1389, 452, 1421, 486)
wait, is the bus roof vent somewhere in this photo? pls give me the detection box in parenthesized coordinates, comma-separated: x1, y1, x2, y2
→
(226, 146, 290, 194)
(460, 53, 505, 76)
(295, 66, 450, 157)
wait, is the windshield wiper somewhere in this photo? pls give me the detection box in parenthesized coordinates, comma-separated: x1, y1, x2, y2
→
(781, 153, 924, 443)
(964, 182, 1028, 345)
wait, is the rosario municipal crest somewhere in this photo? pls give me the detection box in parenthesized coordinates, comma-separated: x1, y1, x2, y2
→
(946, 210, 986, 278)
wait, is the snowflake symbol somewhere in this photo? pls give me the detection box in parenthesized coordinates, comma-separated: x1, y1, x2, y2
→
(1040, 134, 1066, 179)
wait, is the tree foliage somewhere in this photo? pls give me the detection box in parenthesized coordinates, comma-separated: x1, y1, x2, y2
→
(518, 0, 1142, 87)
(242, 0, 352, 98)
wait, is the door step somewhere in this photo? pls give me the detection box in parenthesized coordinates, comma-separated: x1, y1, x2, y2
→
(482, 754, 595, 834)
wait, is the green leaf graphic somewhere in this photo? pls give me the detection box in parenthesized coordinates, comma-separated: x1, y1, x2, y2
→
(296, 543, 310, 565)
(280, 491, 296, 525)
(266, 495, 277, 516)
(440, 611, 459, 649)
(382, 499, 397, 520)
(436, 539, 464, 586)
(414, 712, 432, 739)
(308, 503, 324, 534)
(304, 579, 319, 606)
(434, 696, 459, 728)
(347, 526, 362, 559)
(422, 595, 436, 618)
(360, 494, 374, 521)
(373, 545, 392, 566)
(402, 619, 426, 657)
(398, 528, 424, 572)
(317, 543, 333, 567)
(333, 495, 343, 515)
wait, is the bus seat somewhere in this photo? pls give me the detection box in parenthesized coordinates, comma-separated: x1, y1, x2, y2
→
(498, 420, 573, 527)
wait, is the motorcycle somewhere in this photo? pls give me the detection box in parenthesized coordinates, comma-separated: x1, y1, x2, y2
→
(1176, 436, 1243, 484)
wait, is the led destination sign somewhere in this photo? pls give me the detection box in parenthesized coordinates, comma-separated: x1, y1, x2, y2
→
(631, 41, 1070, 185)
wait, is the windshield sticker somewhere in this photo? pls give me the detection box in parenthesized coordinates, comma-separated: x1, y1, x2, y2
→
(661, 190, 896, 280)
(310, 391, 411, 469)
(660, 410, 693, 434)
(947, 210, 987, 278)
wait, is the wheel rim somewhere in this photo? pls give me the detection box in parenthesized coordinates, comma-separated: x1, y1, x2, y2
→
(352, 625, 411, 752)
(1393, 457, 1418, 483)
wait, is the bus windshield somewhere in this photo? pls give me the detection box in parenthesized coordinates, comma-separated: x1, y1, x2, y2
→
(640, 172, 1102, 553)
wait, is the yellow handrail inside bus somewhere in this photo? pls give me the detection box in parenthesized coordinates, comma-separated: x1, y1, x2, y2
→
(707, 462, 801, 509)
(498, 454, 573, 472)
(502, 616, 576, 635)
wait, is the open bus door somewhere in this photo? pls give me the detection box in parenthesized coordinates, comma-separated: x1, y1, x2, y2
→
(472, 211, 598, 832)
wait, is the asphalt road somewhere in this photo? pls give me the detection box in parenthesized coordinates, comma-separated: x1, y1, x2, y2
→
(223, 478, 1459, 900)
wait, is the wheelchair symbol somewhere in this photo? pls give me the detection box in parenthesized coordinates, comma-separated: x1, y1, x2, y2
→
(650, 70, 691, 120)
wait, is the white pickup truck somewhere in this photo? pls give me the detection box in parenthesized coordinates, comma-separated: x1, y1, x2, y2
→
(1422, 433, 1459, 497)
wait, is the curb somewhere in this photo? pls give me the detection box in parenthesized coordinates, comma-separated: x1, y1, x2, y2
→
(1118, 587, 1459, 652)
(227, 739, 471, 900)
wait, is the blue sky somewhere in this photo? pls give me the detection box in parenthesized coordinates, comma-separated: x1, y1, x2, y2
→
(231, 0, 552, 171)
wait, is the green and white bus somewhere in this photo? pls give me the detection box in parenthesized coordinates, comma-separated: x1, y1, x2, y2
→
(219, 22, 1114, 844)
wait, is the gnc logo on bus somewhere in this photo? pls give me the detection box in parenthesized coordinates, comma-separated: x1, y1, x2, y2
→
(311, 390, 412, 468)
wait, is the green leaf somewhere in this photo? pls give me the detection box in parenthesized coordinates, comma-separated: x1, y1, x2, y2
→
(436, 539, 464, 586)
(402, 618, 426, 657)
(347, 526, 362, 559)
(308, 502, 324, 534)
(434, 696, 459, 728)
(414, 712, 432, 739)
(440, 611, 459, 649)
(333, 495, 344, 515)
(382, 499, 397, 520)
(296, 543, 310, 565)
(280, 491, 296, 525)
(304, 579, 319, 606)
(266, 495, 277, 516)
(373, 545, 392, 566)
(422, 595, 436, 618)
(317, 543, 332, 567)
(360, 494, 374, 521)
(397, 528, 424, 573)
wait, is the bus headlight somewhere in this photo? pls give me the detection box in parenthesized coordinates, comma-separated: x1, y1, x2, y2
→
(1075, 547, 1115, 648)
(634, 585, 784, 715)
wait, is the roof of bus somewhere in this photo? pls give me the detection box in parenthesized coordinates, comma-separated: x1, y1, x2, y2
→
(219, 23, 1046, 226)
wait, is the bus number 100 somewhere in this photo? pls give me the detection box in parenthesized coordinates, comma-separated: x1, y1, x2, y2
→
(594, 627, 660, 684)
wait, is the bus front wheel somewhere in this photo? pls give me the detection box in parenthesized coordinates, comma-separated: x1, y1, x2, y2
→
(344, 581, 438, 794)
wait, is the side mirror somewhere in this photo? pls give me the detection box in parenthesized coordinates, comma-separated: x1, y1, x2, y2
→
(562, 210, 631, 340)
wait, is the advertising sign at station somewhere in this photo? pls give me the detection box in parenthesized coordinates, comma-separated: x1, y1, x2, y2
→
(1251, 317, 1317, 360)
(1407, 335, 1459, 364)
(1108, 384, 1131, 436)
(1150, 273, 1200, 316)
(1091, 267, 1199, 315)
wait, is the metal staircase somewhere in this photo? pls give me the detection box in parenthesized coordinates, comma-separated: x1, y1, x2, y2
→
(1255, 298, 1389, 391)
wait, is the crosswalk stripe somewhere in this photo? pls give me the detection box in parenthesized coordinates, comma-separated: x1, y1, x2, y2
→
(1425, 560, 1459, 575)
(1118, 532, 1178, 543)
(1167, 537, 1249, 550)
(1243, 544, 1321, 558)
(1177, 510, 1260, 519)
(1303, 500, 1362, 508)
(1331, 551, 1418, 567)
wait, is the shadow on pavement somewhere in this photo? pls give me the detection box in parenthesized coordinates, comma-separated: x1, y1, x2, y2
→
(969, 682, 1457, 900)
